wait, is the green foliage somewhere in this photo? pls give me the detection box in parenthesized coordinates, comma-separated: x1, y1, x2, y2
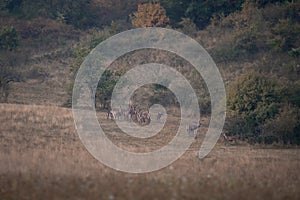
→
(271, 19, 300, 52)
(162, 0, 245, 29)
(96, 70, 120, 109)
(59, 0, 96, 29)
(227, 71, 281, 122)
(226, 71, 280, 140)
(210, 2, 270, 62)
(0, 27, 18, 51)
(226, 71, 300, 144)
(210, 0, 300, 79)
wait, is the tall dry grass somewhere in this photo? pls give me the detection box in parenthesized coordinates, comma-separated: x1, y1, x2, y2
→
(0, 104, 299, 200)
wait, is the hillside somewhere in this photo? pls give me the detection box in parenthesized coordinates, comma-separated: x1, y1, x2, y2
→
(0, 1, 299, 140)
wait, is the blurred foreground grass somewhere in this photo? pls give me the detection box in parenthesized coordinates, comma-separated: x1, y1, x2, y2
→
(0, 104, 299, 200)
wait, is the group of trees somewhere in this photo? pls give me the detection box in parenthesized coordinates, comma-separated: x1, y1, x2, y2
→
(226, 71, 300, 144)
(161, 0, 245, 29)
(1, 0, 296, 29)
(0, 0, 139, 29)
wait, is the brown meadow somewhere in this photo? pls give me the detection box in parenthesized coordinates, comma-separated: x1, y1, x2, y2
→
(0, 104, 299, 200)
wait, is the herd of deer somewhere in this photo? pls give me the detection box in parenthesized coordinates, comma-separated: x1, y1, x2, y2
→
(106, 105, 238, 144)
(107, 105, 154, 125)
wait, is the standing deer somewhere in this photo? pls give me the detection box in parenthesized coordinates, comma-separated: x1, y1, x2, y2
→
(187, 123, 201, 138)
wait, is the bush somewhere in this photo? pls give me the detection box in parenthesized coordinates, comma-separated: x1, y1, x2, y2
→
(0, 27, 18, 51)
(226, 71, 281, 141)
(95, 70, 120, 109)
(226, 71, 300, 144)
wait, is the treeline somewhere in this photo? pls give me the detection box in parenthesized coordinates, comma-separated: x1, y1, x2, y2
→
(1, 0, 294, 29)
(0, 0, 139, 28)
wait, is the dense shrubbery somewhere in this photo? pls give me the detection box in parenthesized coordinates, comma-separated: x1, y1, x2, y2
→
(226, 71, 300, 144)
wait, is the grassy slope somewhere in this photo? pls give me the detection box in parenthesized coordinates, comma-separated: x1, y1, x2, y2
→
(0, 16, 81, 106)
(0, 104, 299, 200)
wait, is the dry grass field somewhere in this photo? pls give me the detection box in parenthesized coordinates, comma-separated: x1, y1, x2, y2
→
(0, 103, 299, 200)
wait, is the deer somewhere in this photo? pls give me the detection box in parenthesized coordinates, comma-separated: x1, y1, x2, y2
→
(222, 131, 238, 145)
(156, 112, 163, 121)
(187, 123, 201, 138)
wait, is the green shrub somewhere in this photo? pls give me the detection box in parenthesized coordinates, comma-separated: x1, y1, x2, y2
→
(226, 71, 282, 141)
(226, 71, 300, 144)
(95, 70, 120, 109)
(0, 27, 18, 51)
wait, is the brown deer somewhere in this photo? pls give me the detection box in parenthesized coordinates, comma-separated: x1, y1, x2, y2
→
(222, 131, 238, 145)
